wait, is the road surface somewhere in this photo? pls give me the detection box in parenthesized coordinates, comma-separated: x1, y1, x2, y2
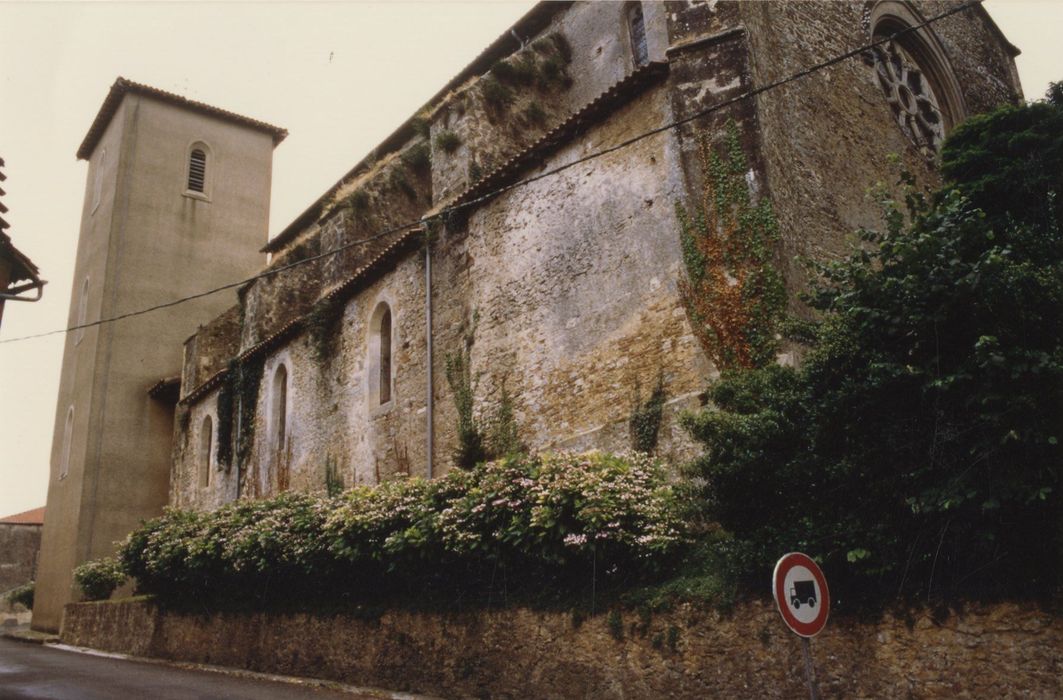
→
(0, 638, 393, 699)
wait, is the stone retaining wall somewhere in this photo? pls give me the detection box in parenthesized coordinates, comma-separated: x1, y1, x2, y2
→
(60, 598, 1061, 698)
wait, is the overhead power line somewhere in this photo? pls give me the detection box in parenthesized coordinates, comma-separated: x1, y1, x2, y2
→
(0, 0, 983, 346)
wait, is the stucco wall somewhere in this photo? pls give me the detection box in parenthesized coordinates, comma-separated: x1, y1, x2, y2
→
(35, 91, 278, 632)
(61, 598, 1063, 699)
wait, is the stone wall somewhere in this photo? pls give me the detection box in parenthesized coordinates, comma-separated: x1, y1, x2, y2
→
(61, 598, 1063, 698)
(0, 523, 41, 593)
(741, 0, 1021, 302)
(170, 0, 1023, 510)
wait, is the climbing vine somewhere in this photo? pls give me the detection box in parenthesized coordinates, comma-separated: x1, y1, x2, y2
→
(234, 356, 265, 467)
(629, 374, 666, 454)
(677, 122, 785, 370)
(444, 315, 524, 469)
(445, 344, 487, 469)
(215, 355, 266, 471)
(305, 294, 346, 364)
(216, 376, 234, 468)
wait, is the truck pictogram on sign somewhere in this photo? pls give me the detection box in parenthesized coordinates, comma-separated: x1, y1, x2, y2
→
(772, 552, 830, 638)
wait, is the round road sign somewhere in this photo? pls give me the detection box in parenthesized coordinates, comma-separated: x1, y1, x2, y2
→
(772, 552, 830, 637)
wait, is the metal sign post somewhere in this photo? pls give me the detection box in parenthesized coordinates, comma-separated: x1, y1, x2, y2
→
(773, 552, 830, 700)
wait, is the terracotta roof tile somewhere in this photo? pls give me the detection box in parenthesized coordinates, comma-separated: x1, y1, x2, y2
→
(77, 77, 287, 161)
(445, 61, 669, 214)
(0, 507, 45, 525)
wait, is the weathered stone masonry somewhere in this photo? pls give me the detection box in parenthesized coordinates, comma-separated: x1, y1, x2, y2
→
(61, 598, 1063, 699)
(170, 1, 1021, 511)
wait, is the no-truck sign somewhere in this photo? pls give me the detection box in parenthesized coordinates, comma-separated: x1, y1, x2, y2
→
(772, 552, 830, 638)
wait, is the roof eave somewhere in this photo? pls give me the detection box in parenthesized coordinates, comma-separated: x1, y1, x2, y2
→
(76, 77, 288, 161)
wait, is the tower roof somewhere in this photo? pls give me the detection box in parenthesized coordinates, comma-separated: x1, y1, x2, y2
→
(76, 77, 288, 161)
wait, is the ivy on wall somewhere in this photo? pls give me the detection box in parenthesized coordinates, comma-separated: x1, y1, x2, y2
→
(305, 294, 346, 365)
(444, 316, 524, 469)
(216, 355, 265, 471)
(677, 122, 785, 371)
(629, 374, 666, 454)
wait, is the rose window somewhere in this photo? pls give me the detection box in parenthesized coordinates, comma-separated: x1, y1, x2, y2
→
(871, 40, 945, 157)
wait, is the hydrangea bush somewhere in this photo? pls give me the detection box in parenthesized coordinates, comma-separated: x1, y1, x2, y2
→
(73, 557, 126, 601)
(115, 451, 688, 608)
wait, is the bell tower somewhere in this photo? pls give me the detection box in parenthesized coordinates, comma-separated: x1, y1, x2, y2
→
(33, 78, 286, 631)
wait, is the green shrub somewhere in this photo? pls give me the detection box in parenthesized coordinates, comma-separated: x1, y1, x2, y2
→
(6, 581, 34, 609)
(522, 102, 547, 126)
(74, 558, 126, 601)
(479, 76, 514, 113)
(409, 115, 431, 139)
(629, 375, 666, 454)
(118, 452, 688, 609)
(444, 347, 487, 469)
(434, 129, 462, 154)
(684, 100, 1063, 606)
(346, 189, 370, 212)
(400, 141, 431, 172)
(389, 167, 416, 199)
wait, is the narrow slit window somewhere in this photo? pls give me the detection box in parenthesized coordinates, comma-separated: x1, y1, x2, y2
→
(187, 148, 207, 193)
(272, 364, 288, 453)
(59, 406, 74, 479)
(75, 276, 89, 344)
(628, 4, 648, 67)
(379, 309, 392, 404)
(199, 415, 213, 488)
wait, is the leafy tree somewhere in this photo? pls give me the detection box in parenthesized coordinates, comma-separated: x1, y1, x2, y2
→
(685, 97, 1063, 606)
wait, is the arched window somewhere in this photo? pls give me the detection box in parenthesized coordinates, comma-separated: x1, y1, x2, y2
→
(271, 364, 288, 454)
(379, 308, 392, 404)
(75, 276, 89, 344)
(368, 302, 394, 408)
(627, 3, 648, 68)
(198, 415, 213, 488)
(59, 406, 74, 479)
(187, 148, 207, 193)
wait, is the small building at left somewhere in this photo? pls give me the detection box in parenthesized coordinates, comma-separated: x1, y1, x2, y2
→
(0, 507, 45, 605)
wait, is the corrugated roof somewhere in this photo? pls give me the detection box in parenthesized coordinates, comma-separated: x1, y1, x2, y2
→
(77, 77, 288, 161)
(0, 507, 45, 525)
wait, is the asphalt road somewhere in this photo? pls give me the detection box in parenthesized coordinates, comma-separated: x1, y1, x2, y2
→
(0, 638, 386, 700)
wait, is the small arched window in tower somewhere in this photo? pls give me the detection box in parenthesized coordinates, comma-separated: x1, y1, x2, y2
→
(379, 308, 392, 405)
(198, 415, 213, 489)
(59, 406, 74, 480)
(187, 148, 207, 193)
(628, 3, 649, 68)
(271, 364, 288, 455)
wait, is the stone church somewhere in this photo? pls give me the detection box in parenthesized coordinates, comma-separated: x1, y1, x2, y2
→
(34, 1, 1022, 631)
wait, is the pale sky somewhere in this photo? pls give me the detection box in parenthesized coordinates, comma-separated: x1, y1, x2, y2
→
(0, 0, 1059, 518)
